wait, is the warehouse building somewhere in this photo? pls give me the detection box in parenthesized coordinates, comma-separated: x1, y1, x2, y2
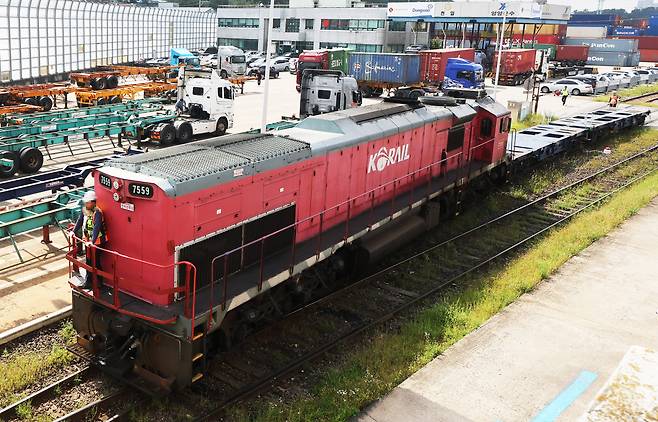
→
(216, 0, 430, 54)
(0, 0, 216, 84)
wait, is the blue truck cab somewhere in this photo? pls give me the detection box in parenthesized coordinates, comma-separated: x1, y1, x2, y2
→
(170, 48, 200, 67)
(444, 58, 484, 89)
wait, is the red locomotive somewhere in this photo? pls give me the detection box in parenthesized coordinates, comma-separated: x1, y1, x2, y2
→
(67, 93, 512, 393)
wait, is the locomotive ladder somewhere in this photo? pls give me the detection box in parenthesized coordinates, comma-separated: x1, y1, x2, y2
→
(191, 323, 208, 384)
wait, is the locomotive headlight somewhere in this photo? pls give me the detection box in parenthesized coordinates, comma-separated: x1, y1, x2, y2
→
(113, 179, 122, 190)
(113, 192, 121, 202)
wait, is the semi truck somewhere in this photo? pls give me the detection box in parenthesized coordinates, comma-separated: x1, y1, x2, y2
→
(298, 69, 361, 119)
(492, 49, 536, 86)
(170, 48, 200, 67)
(296, 48, 350, 91)
(217, 46, 247, 78)
(148, 67, 233, 145)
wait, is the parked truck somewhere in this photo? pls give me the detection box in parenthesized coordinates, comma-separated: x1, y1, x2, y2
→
(492, 48, 536, 86)
(296, 48, 350, 91)
(349, 51, 484, 98)
(299, 69, 361, 119)
(148, 67, 233, 145)
(170, 48, 200, 67)
(217, 46, 247, 78)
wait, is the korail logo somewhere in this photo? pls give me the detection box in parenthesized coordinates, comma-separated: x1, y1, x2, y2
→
(368, 144, 410, 173)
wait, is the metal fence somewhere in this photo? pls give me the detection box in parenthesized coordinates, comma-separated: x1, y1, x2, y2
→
(0, 0, 217, 84)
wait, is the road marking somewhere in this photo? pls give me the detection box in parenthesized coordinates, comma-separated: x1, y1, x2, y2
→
(530, 370, 598, 422)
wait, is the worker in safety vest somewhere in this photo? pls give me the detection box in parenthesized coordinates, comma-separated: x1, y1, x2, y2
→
(561, 87, 569, 106)
(72, 190, 109, 288)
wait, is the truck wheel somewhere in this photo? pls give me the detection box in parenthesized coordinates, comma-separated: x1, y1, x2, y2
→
(220, 70, 228, 79)
(39, 96, 53, 111)
(18, 147, 43, 174)
(541, 86, 550, 93)
(177, 122, 193, 143)
(0, 151, 19, 177)
(97, 98, 107, 106)
(96, 77, 108, 90)
(106, 75, 119, 89)
(110, 96, 122, 104)
(409, 89, 424, 100)
(361, 86, 373, 98)
(215, 118, 228, 136)
(90, 78, 100, 90)
(159, 124, 176, 146)
(25, 97, 38, 106)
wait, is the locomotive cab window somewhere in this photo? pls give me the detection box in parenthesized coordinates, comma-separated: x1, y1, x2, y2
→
(480, 117, 493, 137)
(499, 117, 511, 133)
(447, 125, 465, 151)
(192, 87, 204, 96)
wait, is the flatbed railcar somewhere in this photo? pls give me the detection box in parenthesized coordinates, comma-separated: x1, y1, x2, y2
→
(64, 92, 650, 394)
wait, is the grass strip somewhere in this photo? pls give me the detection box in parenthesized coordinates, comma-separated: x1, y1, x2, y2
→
(594, 81, 658, 107)
(235, 167, 658, 422)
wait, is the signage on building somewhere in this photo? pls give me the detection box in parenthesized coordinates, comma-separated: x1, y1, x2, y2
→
(387, 1, 570, 20)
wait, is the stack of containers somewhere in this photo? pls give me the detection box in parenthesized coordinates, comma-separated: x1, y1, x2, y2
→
(564, 38, 640, 66)
(567, 13, 618, 37)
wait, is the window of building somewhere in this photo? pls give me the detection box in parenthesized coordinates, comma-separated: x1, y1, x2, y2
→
(321, 19, 384, 31)
(286, 18, 300, 33)
(192, 87, 204, 96)
(273, 19, 281, 29)
(218, 18, 259, 28)
(388, 21, 406, 32)
(217, 38, 259, 51)
(319, 42, 382, 53)
(305, 19, 314, 30)
(387, 44, 405, 53)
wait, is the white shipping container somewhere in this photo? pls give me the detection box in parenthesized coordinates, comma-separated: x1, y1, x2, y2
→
(565, 26, 608, 39)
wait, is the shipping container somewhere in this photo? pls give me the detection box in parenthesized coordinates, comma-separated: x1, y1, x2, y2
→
(419, 48, 475, 83)
(511, 34, 562, 45)
(493, 49, 536, 75)
(612, 27, 642, 36)
(564, 38, 639, 52)
(586, 51, 634, 67)
(327, 49, 350, 75)
(555, 45, 589, 64)
(628, 52, 640, 66)
(0, 0, 216, 84)
(521, 43, 557, 60)
(348, 53, 421, 85)
(565, 26, 609, 39)
(639, 49, 658, 62)
(510, 24, 565, 36)
(617, 36, 658, 50)
(569, 13, 620, 25)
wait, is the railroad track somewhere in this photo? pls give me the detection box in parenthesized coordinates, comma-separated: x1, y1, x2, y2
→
(181, 143, 658, 421)
(623, 90, 658, 103)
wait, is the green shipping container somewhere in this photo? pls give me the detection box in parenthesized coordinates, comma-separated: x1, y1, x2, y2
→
(327, 49, 350, 74)
(522, 42, 557, 60)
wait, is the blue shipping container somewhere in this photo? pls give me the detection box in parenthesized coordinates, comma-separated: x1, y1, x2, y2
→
(612, 27, 641, 36)
(570, 13, 617, 24)
(348, 53, 420, 85)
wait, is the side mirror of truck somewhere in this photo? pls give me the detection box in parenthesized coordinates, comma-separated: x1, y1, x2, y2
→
(353, 91, 363, 106)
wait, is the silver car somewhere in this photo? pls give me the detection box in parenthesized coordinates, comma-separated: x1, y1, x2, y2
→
(603, 72, 631, 89)
(633, 68, 655, 83)
(567, 74, 610, 94)
(612, 71, 640, 86)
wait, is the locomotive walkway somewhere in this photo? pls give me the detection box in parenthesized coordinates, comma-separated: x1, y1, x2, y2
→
(356, 198, 658, 422)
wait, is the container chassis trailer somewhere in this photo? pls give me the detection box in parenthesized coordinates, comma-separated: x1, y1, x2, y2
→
(69, 65, 173, 90)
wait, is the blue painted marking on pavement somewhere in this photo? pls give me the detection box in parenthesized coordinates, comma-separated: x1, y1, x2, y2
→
(530, 370, 598, 422)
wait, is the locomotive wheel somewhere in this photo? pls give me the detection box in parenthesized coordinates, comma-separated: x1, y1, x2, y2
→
(0, 151, 19, 177)
(18, 147, 44, 174)
(215, 118, 227, 136)
(25, 97, 38, 106)
(106, 75, 119, 89)
(96, 77, 108, 90)
(159, 124, 176, 146)
(39, 96, 53, 111)
(176, 122, 193, 143)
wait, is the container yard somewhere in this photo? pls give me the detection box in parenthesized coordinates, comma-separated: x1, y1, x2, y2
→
(0, 0, 657, 421)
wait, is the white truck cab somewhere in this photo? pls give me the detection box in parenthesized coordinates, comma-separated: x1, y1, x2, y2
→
(299, 69, 361, 119)
(217, 46, 247, 78)
(150, 67, 234, 145)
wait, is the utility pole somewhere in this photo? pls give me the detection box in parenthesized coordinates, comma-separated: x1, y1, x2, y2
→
(493, 12, 507, 100)
(260, 0, 275, 133)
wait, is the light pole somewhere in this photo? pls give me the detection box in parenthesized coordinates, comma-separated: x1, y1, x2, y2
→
(260, 0, 276, 133)
(493, 12, 507, 100)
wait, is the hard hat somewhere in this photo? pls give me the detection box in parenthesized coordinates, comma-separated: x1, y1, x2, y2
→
(82, 191, 97, 203)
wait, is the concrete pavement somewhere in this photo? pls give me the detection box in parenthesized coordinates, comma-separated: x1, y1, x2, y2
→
(357, 198, 658, 422)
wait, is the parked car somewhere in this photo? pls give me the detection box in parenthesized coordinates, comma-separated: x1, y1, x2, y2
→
(271, 56, 291, 72)
(566, 74, 610, 94)
(540, 78, 594, 95)
(405, 44, 428, 53)
(248, 58, 267, 68)
(247, 65, 279, 78)
(602, 72, 631, 89)
(611, 71, 639, 87)
(632, 68, 654, 84)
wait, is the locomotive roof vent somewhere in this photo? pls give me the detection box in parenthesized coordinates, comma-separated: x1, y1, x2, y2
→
(443, 88, 488, 100)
